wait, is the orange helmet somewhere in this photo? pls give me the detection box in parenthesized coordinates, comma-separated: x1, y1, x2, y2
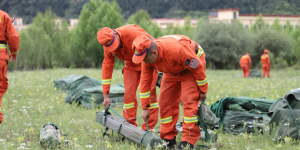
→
(264, 49, 269, 53)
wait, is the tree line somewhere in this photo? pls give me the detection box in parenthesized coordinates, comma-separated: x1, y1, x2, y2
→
(6, 0, 300, 70)
(2, 0, 300, 23)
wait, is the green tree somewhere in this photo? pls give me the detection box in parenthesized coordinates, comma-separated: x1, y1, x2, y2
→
(127, 9, 162, 38)
(251, 13, 265, 32)
(193, 21, 255, 69)
(270, 18, 282, 31)
(253, 29, 293, 67)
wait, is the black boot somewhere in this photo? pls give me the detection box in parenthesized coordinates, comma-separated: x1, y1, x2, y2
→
(163, 138, 177, 149)
(177, 141, 194, 150)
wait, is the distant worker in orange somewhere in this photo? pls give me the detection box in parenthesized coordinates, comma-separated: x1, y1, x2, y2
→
(97, 25, 159, 131)
(132, 35, 208, 149)
(239, 53, 252, 77)
(0, 10, 20, 125)
(261, 49, 271, 78)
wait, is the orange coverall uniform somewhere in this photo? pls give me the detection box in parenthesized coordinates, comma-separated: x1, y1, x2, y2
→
(101, 25, 158, 130)
(239, 55, 252, 77)
(0, 10, 20, 124)
(261, 53, 271, 78)
(139, 35, 208, 146)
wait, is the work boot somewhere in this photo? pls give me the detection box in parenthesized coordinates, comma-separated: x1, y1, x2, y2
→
(163, 137, 177, 149)
(177, 141, 194, 150)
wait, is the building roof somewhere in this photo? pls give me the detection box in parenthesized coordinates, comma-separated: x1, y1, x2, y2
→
(217, 8, 240, 12)
(239, 14, 300, 18)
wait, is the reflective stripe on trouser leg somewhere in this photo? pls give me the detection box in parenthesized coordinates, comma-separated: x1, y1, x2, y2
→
(161, 116, 172, 124)
(122, 68, 140, 127)
(184, 117, 198, 123)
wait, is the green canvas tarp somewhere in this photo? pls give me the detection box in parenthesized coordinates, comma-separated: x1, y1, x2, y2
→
(54, 75, 84, 91)
(79, 84, 125, 108)
(210, 96, 275, 133)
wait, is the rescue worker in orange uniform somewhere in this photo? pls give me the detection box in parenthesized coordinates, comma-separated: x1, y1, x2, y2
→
(132, 35, 208, 149)
(261, 49, 271, 78)
(0, 10, 20, 125)
(97, 25, 159, 131)
(239, 53, 252, 77)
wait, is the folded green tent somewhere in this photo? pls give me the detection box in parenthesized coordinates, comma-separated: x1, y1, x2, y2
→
(210, 96, 275, 133)
(269, 88, 300, 141)
(80, 84, 125, 108)
(62, 76, 102, 104)
(54, 75, 84, 91)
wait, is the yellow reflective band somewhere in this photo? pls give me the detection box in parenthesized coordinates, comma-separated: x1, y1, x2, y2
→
(140, 91, 150, 98)
(196, 44, 204, 58)
(261, 56, 266, 59)
(11, 51, 18, 54)
(184, 116, 198, 123)
(0, 107, 1, 112)
(102, 79, 111, 85)
(149, 102, 159, 109)
(161, 116, 172, 124)
(0, 44, 6, 49)
(124, 102, 134, 109)
(197, 78, 207, 86)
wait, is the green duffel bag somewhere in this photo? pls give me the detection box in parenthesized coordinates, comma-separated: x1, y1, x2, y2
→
(249, 70, 262, 78)
(80, 84, 125, 108)
(39, 122, 60, 149)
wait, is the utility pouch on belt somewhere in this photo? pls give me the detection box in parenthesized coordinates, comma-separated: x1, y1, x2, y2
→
(96, 106, 162, 148)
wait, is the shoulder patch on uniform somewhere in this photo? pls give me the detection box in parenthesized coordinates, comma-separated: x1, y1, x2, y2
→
(185, 59, 191, 66)
(189, 58, 199, 69)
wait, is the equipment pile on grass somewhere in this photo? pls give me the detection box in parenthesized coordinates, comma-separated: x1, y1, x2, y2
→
(54, 75, 124, 108)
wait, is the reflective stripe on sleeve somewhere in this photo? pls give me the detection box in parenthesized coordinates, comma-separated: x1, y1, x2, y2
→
(149, 102, 159, 109)
(0, 107, 1, 112)
(11, 51, 18, 54)
(140, 91, 150, 98)
(161, 116, 172, 124)
(102, 79, 111, 85)
(197, 78, 207, 86)
(196, 44, 204, 58)
(184, 116, 198, 123)
(123, 102, 134, 109)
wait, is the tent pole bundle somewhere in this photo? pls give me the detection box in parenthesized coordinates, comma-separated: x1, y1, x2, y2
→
(96, 106, 162, 148)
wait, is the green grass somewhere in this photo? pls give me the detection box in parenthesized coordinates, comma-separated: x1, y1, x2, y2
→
(0, 68, 299, 149)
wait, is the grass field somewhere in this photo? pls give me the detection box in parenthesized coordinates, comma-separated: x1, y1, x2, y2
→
(0, 68, 299, 150)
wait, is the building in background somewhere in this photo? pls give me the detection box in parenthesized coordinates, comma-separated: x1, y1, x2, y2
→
(13, 18, 29, 32)
(151, 18, 198, 29)
(13, 18, 79, 32)
(209, 8, 300, 28)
